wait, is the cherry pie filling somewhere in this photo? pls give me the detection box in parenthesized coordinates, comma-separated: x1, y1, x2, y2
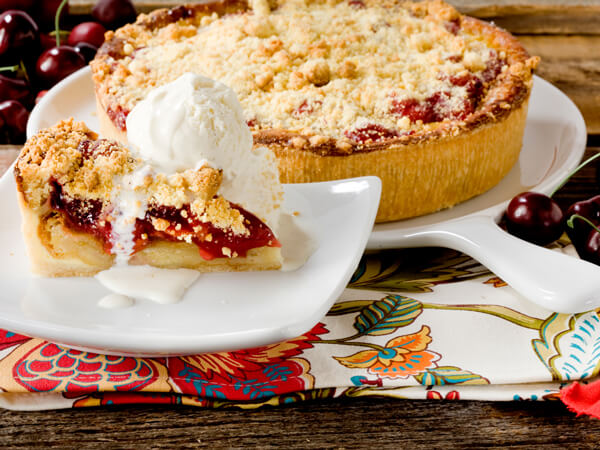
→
(49, 181, 280, 261)
(343, 51, 505, 144)
(106, 105, 129, 131)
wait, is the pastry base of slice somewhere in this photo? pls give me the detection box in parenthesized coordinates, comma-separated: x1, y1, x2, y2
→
(18, 192, 282, 277)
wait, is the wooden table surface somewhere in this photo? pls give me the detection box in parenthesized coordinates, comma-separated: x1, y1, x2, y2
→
(2, 1, 600, 447)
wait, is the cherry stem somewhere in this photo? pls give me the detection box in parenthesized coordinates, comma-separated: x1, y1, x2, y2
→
(19, 60, 29, 84)
(567, 214, 600, 235)
(55, 0, 69, 48)
(550, 151, 600, 197)
(49, 30, 70, 39)
(0, 62, 29, 82)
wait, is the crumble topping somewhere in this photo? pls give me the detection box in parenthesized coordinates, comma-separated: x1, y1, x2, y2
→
(92, 0, 537, 146)
(15, 119, 250, 237)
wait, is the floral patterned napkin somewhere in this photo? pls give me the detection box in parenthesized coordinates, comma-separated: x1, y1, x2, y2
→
(0, 239, 593, 411)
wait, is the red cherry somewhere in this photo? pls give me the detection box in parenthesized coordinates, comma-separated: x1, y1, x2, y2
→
(36, 0, 68, 31)
(0, 73, 31, 106)
(92, 0, 137, 29)
(68, 22, 106, 48)
(40, 32, 68, 52)
(505, 192, 564, 246)
(35, 89, 47, 104)
(0, 0, 36, 11)
(35, 45, 85, 89)
(0, 10, 39, 63)
(0, 99, 29, 141)
(73, 42, 98, 63)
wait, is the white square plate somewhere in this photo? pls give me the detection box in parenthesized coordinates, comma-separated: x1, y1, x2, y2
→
(3, 68, 382, 356)
(0, 174, 380, 356)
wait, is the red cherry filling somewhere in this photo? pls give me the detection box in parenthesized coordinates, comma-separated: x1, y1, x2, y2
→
(106, 105, 129, 131)
(140, 204, 280, 260)
(292, 99, 322, 118)
(390, 91, 457, 124)
(78, 138, 121, 160)
(449, 72, 483, 96)
(391, 52, 502, 125)
(344, 124, 399, 144)
(348, 0, 366, 9)
(481, 50, 504, 83)
(50, 181, 112, 252)
(444, 19, 460, 35)
(49, 181, 279, 260)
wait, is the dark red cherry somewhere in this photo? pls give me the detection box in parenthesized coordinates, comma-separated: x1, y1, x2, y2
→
(565, 195, 600, 254)
(40, 32, 68, 52)
(581, 230, 600, 266)
(0, 10, 39, 64)
(35, 45, 85, 88)
(0, 99, 29, 141)
(505, 192, 564, 246)
(0, 0, 35, 10)
(73, 42, 98, 63)
(37, 0, 68, 31)
(68, 22, 106, 48)
(92, 0, 137, 29)
(0, 73, 31, 106)
(35, 89, 47, 104)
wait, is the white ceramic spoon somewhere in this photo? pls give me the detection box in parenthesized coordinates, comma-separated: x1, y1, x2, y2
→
(372, 214, 600, 313)
(368, 77, 594, 313)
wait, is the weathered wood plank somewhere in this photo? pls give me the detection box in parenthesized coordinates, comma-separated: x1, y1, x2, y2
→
(520, 36, 600, 135)
(1, 397, 600, 449)
(69, 0, 600, 34)
(482, 7, 600, 35)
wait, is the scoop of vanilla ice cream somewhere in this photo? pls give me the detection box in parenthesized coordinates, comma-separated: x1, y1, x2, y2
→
(125, 73, 283, 232)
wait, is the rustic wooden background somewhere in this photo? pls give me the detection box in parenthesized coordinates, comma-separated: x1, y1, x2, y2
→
(1, 1, 600, 447)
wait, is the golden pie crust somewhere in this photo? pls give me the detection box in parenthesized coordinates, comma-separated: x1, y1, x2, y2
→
(14, 119, 281, 277)
(91, 0, 539, 222)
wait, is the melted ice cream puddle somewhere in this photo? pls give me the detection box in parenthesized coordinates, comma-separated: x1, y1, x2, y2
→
(97, 293, 134, 309)
(97, 266, 200, 305)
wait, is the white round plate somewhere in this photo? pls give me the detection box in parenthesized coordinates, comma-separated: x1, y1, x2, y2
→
(368, 76, 587, 249)
(6, 67, 383, 356)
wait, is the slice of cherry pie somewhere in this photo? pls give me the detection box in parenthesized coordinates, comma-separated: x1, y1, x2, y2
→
(14, 119, 282, 277)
